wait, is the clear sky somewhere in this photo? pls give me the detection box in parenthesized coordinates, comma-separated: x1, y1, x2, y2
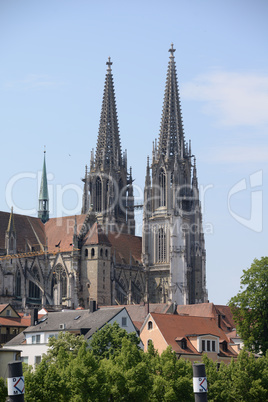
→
(1, 0, 267, 305)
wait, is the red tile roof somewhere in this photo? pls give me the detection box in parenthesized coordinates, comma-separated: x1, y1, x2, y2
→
(83, 223, 111, 246)
(0, 212, 46, 254)
(176, 303, 236, 334)
(108, 232, 142, 265)
(150, 313, 237, 357)
(0, 304, 9, 313)
(0, 212, 141, 264)
(45, 214, 87, 253)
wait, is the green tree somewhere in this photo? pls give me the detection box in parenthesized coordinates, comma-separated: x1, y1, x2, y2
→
(0, 377, 7, 401)
(203, 350, 268, 401)
(229, 256, 268, 354)
(90, 321, 140, 361)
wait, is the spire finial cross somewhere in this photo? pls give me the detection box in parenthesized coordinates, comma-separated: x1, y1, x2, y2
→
(106, 57, 113, 72)
(169, 43, 176, 58)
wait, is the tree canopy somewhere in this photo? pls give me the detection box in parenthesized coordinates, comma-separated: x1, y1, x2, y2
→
(229, 256, 268, 354)
(2, 322, 268, 401)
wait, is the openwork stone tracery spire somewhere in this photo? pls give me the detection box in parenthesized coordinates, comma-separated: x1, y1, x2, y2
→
(142, 44, 207, 306)
(82, 58, 135, 235)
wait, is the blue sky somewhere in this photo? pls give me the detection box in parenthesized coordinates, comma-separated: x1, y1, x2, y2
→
(1, 0, 267, 305)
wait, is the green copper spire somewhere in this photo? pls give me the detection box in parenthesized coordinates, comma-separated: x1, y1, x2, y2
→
(38, 148, 49, 223)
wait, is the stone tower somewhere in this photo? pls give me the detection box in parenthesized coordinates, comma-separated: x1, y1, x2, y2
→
(82, 58, 135, 235)
(38, 150, 49, 224)
(142, 44, 207, 305)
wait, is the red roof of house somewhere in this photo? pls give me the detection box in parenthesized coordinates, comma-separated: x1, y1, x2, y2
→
(176, 303, 236, 334)
(0, 304, 9, 313)
(150, 313, 237, 357)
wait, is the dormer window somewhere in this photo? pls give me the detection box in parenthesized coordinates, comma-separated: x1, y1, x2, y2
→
(175, 337, 187, 350)
(200, 336, 219, 353)
(221, 341, 228, 352)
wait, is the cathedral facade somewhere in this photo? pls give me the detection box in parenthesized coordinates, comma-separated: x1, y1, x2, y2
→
(0, 45, 207, 311)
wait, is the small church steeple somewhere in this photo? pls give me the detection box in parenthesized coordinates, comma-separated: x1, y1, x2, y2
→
(5, 206, 16, 255)
(38, 148, 49, 224)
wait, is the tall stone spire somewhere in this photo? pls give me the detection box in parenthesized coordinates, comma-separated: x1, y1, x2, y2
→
(95, 57, 122, 170)
(82, 58, 135, 235)
(38, 149, 49, 224)
(157, 43, 185, 161)
(142, 44, 207, 306)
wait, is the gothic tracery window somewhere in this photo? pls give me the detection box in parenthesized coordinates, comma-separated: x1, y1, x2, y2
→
(15, 270, 21, 297)
(157, 227, 166, 263)
(159, 168, 166, 207)
(29, 267, 41, 299)
(96, 177, 102, 212)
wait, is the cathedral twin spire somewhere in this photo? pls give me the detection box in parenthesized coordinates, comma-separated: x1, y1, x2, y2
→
(157, 43, 185, 162)
(95, 57, 123, 171)
(81, 57, 134, 234)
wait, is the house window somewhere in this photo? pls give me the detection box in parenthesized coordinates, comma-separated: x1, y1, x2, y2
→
(212, 340, 216, 352)
(181, 339, 187, 349)
(222, 341, 228, 352)
(148, 321, 153, 330)
(21, 356, 28, 364)
(32, 335, 40, 344)
(85, 248, 88, 257)
(6, 309, 11, 317)
(35, 356, 42, 366)
(147, 339, 153, 348)
(91, 248, 95, 258)
(202, 340, 206, 351)
(207, 340, 210, 352)
(122, 317, 127, 327)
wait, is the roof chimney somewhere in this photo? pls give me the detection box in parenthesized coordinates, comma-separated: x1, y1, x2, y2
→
(31, 308, 38, 326)
(89, 300, 97, 313)
(217, 314, 221, 328)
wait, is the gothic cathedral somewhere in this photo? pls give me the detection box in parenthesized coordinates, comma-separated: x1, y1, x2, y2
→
(0, 45, 207, 310)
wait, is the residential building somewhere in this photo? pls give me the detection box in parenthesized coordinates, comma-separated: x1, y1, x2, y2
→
(0, 348, 21, 379)
(0, 304, 31, 345)
(140, 312, 238, 364)
(4, 305, 140, 368)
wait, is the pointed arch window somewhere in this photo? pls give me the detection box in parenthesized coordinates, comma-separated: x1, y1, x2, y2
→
(157, 227, 166, 263)
(52, 265, 68, 300)
(61, 269, 67, 298)
(159, 169, 166, 207)
(96, 177, 102, 212)
(15, 270, 21, 297)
